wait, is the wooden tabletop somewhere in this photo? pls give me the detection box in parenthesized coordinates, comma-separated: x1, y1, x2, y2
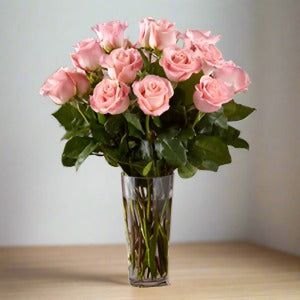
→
(0, 242, 299, 299)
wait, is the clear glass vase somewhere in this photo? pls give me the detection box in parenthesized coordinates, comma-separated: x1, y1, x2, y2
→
(121, 173, 173, 287)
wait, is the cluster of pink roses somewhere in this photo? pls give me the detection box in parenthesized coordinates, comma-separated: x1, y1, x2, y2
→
(40, 17, 250, 115)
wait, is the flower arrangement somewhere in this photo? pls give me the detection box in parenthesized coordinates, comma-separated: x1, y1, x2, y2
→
(40, 18, 254, 177)
(40, 17, 254, 287)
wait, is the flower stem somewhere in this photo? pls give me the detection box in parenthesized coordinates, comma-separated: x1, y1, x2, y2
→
(123, 187, 171, 281)
(145, 115, 158, 176)
(145, 115, 151, 140)
(192, 111, 205, 129)
(75, 101, 89, 124)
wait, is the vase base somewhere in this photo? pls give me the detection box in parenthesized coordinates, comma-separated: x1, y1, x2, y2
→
(129, 277, 169, 288)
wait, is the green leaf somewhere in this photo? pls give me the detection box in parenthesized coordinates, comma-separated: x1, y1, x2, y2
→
(177, 128, 195, 141)
(147, 60, 166, 77)
(75, 142, 98, 170)
(102, 146, 121, 162)
(130, 161, 146, 176)
(97, 113, 107, 125)
(230, 138, 249, 149)
(214, 125, 240, 146)
(152, 116, 162, 128)
(223, 100, 255, 121)
(156, 137, 187, 167)
(61, 137, 91, 168)
(176, 72, 203, 105)
(104, 115, 125, 136)
(61, 127, 90, 140)
(178, 162, 197, 178)
(104, 153, 118, 167)
(189, 136, 231, 169)
(52, 103, 83, 131)
(207, 109, 228, 129)
(62, 137, 91, 159)
(137, 48, 150, 68)
(142, 161, 153, 176)
(90, 124, 111, 145)
(119, 134, 128, 156)
(124, 112, 145, 134)
(61, 156, 76, 167)
(128, 141, 137, 149)
(214, 126, 249, 150)
(128, 123, 143, 139)
(201, 160, 219, 171)
(157, 127, 180, 140)
(217, 126, 240, 141)
(82, 105, 97, 123)
(102, 134, 128, 164)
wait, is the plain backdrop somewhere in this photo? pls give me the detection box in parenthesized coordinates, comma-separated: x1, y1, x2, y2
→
(0, 0, 299, 255)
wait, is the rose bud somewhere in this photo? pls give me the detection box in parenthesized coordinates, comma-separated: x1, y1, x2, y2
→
(71, 38, 105, 72)
(40, 68, 89, 105)
(138, 17, 178, 50)
(92, 21, 128, 52)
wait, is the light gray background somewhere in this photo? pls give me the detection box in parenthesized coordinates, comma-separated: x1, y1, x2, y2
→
(0, 0, 299, 255)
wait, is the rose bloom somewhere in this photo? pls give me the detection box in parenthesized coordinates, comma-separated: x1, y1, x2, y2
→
(191, 43, 223, 74)
(71, 38, 105, 71)
(104, 48, 143, 84)
(159, 46, 202, 82)
(90, 78, 130, 114)
(133, 75, 174, 116)
(184, 29, 221, 47)
(193, 75, 234, 113)
(213, 61, 250, 93)
(138, 17, 178, 50)
(40, 68, 89, 105)
(92, 21, 128, 52)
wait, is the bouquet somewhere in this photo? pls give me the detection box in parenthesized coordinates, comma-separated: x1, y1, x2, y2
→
(40, 17, 253, 177)
(40, 18, 254, 287)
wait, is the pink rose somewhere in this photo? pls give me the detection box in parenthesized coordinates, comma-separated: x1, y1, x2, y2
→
(92, 21, 128, 52)
(67, 69, 90, 95)
(159, 46, 202, 82)
(192, 43, 223, 74)
(213, 61, 250, 93)
(103, 48, 143, 84)
(133, 75, 174, 116)
(90, 78, 130, 114)
(71, 38, 105, 71)
(193, 75, 234, 113)
(184, 29, 220, 47)
(40, 68, 89, 105)
(138, 17, 178, 50)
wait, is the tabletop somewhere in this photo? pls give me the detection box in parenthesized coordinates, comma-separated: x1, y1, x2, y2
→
(0, 242, 300, 299)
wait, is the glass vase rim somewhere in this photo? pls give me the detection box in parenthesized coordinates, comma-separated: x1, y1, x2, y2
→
(121, 172, 174, 180)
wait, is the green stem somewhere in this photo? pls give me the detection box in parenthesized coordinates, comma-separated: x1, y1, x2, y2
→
(159, 199, 168, 223)
(125, 192, 171, 280)
(145, 115, 151, 140)
(192, 111, 205, 129)
(136, 202, 151, 270)
(145, 115, 158, 176)
(75, 101, 89, 124)
(146, 179, 151, 221)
